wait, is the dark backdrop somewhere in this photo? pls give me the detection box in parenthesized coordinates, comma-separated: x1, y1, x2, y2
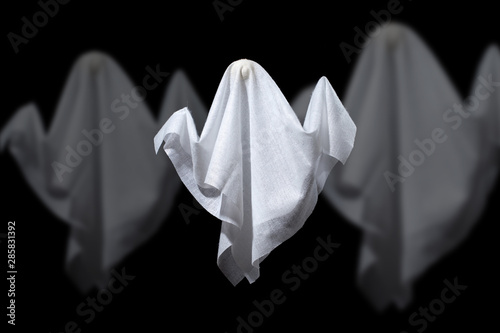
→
(2, 1, 498, 332)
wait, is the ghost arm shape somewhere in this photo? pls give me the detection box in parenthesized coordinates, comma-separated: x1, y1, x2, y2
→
(0, 52, 207, 293)
(314, 23, 500, 310)
(155, 59, 356, 285)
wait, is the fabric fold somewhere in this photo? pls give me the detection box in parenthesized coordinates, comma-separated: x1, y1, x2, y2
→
(155, 59, 356, 285)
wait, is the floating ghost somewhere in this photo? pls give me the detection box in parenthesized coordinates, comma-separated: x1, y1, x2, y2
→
(312, 23, 500, 310)
(155, 59, 356, 285)
(0, 51, 207, 293)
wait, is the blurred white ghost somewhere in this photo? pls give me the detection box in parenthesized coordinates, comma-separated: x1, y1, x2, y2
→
(296, 23, 500, 310)
(0, 51, 207, 293)
(155, 59, 356, 285)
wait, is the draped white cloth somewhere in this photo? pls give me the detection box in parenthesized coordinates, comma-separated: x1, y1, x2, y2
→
(3, 29, 495, 305)
(0, 52, 207, 293)
(155, 59, 356, 285)
(310, 23, 500, 310)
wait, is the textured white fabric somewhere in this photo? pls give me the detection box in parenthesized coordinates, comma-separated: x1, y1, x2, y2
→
(311, 23, 500, 310)
(0, 52, 207, 292)
(155, 59, 356, 285)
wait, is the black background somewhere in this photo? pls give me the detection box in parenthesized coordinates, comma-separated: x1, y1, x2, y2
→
(2, 0, 499, 332)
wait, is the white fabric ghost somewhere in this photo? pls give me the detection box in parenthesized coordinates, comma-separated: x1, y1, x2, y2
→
(0, 51, 207, 293)
(311, 23, 500, 310)
(155, 59, 356, 285)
